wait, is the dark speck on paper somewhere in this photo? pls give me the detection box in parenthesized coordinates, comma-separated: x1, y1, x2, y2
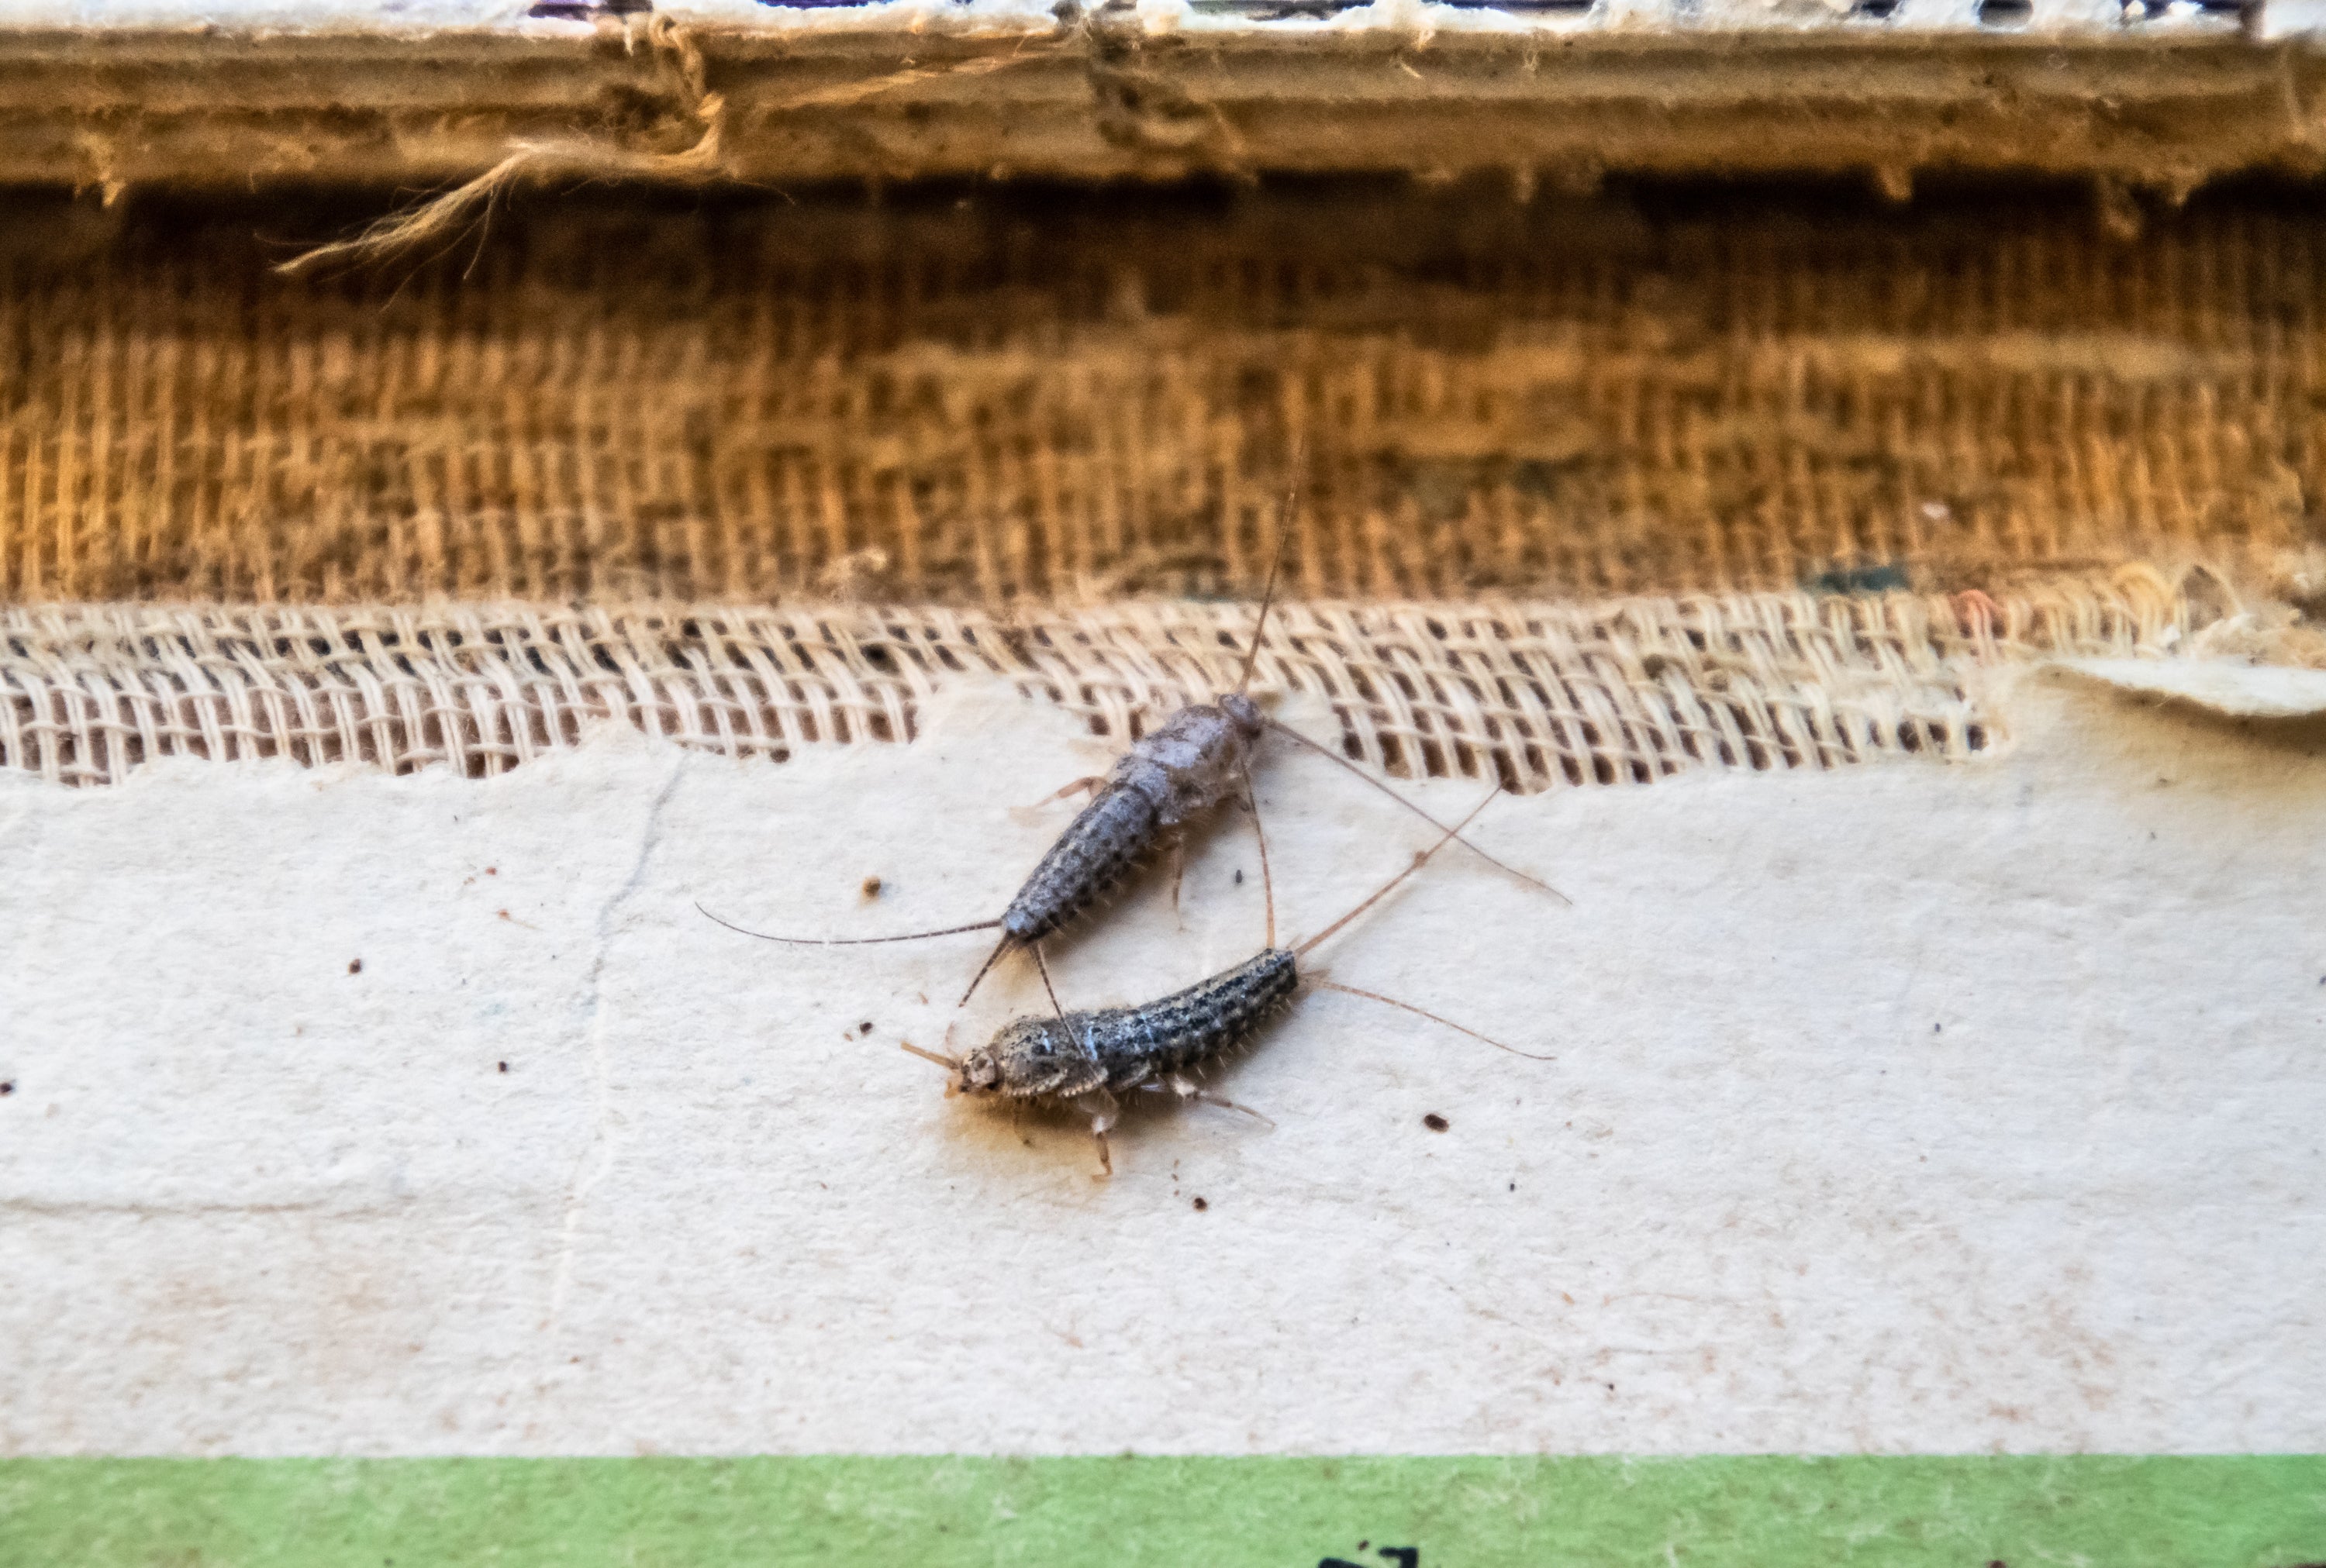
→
(1424, 1113, 1450, 1132)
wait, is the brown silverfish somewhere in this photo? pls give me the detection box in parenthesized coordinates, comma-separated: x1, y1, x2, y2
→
(900, 786, 1551, 1176)
(699, 481, 1564, 1010)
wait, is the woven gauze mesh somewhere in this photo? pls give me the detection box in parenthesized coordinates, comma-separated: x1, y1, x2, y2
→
(1, 188, 2317, 605)
(0, 575, 2193, 789)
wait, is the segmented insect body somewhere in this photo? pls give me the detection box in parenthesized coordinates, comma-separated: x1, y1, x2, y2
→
(905, 789, 1551, 1175)
(996, 695, 1263, 949)
(700, 474, 1562, 1004)
(700, 689, 1273, 1002)
(954, 949, 1296, 1101)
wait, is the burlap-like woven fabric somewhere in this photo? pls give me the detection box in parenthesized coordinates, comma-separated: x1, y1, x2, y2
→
(2, 186, 2317, 605)
(2, 184, 2318, 788)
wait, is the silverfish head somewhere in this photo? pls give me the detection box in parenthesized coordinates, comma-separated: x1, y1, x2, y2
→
(1216, 691, 1265, 737)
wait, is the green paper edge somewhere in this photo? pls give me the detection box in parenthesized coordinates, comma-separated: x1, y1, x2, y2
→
(4, 1456, 2323, 1567)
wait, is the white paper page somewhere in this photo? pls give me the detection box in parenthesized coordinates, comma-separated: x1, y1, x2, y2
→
(2, 668, 2321, 1456)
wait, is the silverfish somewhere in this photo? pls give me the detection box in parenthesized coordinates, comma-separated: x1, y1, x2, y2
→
(900, 787, 1551, 1176)
(701, 480, 1563, 1008)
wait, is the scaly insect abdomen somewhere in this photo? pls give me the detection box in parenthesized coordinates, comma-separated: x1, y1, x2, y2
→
(1078, 948, 1299, 1090)
(947, 700, 1265, 1005)
(953, 949, 1299, 1104)
(1007, 700, 1261, 941)
(1001, 782, 1163, 946)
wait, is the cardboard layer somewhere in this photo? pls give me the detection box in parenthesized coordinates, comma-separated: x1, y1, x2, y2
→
(2, 670, 2321, 1456)
(0, 23, 2297, 188)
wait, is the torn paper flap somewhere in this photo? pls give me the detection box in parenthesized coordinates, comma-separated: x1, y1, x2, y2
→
(2059, 656, 2326, 719)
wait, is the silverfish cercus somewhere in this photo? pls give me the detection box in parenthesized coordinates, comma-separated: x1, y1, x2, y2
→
(699, 474, 1565, 1008)
(899, 786, 1552, 1176)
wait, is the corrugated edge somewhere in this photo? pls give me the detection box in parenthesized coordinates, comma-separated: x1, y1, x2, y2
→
(0, 0, 2255, 40)
(0, 19, 2308, 190)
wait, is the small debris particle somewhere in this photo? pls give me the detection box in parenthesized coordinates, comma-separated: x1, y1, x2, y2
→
(1234, 869, 1244, 884)
(1191, 1196, 1209, 1211)
(862, 876, 882, 898)
(497, 1062, 509, 1073)
(486, 867, 498, 876)
(1424, 1113, 1450, 1132)
(1508, 1182, 1516, 1192)
(348, 958, 363, 974)
(859, 1021, 875, 1036)
(0, 1081, 13, 1096)
(1933, 1022, 1941, 1034)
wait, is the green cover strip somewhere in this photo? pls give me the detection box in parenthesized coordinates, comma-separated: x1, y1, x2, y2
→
(4, 1456, 2322, 1567)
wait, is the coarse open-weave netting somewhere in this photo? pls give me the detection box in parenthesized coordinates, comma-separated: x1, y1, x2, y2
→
(0, 573, 2200, 790)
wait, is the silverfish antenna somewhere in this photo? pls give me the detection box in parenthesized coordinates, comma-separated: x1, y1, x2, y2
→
(1028, 944, 1067, 1020)
(1290, 787, 1549, 1061)
(1259, 719, 1569, 905)
(1234, 448, 1301, 697)
(696, 902, 1003, 947)
(1248, 787, 1278, 951)
(958, 936, 1014, 1008)
(1292, 785, 1500, 959)
(1315, 980, 1556, 1062)
(1224, 449, 1565, 905)
(697, 898, 1023, 1009)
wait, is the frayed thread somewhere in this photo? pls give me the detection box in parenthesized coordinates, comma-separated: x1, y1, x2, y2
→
(278, 16, 722, 275)
(278, 22, 1062, 276)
